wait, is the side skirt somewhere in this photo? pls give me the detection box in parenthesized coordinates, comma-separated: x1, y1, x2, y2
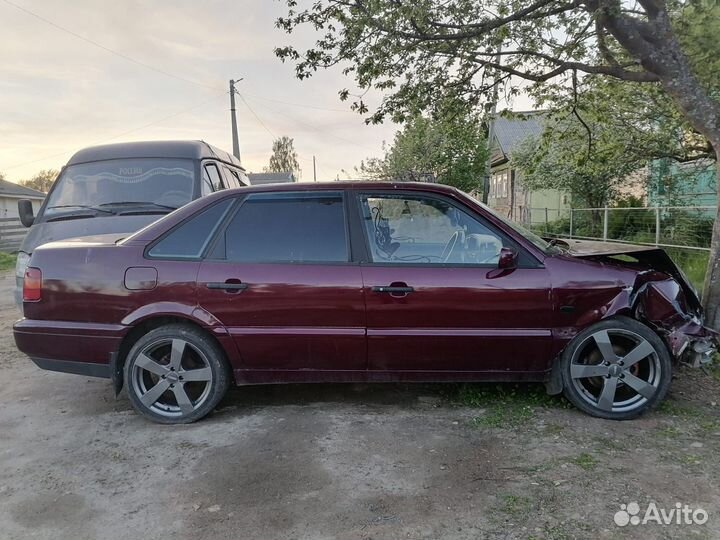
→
(233, 369, 550, 385)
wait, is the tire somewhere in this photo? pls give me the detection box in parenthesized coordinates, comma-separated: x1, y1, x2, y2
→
(560, 316, 672, 420)
(124, 324, 231, 424)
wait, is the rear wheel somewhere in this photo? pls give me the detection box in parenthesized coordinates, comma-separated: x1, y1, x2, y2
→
(560, 317, 671, 420)
(124, 324, 230, 424)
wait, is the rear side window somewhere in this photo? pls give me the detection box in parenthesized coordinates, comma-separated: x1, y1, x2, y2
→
(148, 199, 233, 259)
(212, 193, 348, 263)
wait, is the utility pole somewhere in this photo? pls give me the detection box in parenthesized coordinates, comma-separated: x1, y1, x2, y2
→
(313, 155, 317, 182)
(483, 46, 501, 204)
(229, 79, 241, 162)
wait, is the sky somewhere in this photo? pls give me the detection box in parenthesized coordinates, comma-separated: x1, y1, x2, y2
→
(0, 0, 531, 184)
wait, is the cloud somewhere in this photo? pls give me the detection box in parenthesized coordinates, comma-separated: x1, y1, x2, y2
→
(0, 0, 397, 181)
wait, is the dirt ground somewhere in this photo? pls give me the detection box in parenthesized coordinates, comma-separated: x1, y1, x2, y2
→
(0, 269, 719, 540)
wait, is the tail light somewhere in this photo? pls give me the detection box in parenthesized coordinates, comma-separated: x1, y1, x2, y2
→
(23, 267, 42, 302)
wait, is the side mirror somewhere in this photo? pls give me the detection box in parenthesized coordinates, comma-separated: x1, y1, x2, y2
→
(18, 199, 35, 228)
(497, 247, 518, 270)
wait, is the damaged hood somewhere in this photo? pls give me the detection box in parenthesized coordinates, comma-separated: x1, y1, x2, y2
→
(552, 238, 702, 312)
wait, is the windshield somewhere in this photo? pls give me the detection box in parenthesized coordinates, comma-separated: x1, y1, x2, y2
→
(467, 195, 562, 255)
(43, 158, 195, 217)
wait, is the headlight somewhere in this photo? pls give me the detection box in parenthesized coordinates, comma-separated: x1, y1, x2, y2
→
(15, 252, 30, 279)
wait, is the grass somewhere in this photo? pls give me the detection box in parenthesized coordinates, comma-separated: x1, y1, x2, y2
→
(665, 248, 709, 292)
(501, 494, 533, 517)
(457, 383, 569, 428)
(0, 252, 16, 271)
(571, 452, 598, 471)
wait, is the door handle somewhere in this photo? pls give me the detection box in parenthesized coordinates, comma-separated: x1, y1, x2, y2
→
(206, 281, 248, 292)
(371, 283, 414, 298)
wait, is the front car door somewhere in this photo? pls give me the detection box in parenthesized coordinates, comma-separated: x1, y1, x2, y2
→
(353, 189, 553, 378)
(196, 191, 366, 380)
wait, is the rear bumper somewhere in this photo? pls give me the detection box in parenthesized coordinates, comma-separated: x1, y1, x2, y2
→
(30, 357, 110, 378)
(14, 318, 127, 373)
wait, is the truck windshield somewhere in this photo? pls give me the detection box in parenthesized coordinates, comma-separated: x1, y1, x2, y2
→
(43, 158, 195, 217)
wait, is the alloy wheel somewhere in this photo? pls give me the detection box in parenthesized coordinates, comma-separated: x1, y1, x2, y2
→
(569, 328, 661, 414)
(130, 338, 214, 419)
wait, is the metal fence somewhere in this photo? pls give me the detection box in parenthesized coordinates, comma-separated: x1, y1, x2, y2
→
(526, 206, 715, 252)
(0, 218, 26, 253)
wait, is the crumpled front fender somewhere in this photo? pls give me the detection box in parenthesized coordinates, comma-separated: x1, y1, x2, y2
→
(633, 276, 717, 363)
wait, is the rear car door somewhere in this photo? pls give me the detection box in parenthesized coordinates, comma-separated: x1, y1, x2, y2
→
(196, 191, 366, 374)
(354, 190, 553, 375)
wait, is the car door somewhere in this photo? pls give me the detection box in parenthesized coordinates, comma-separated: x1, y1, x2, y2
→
(196, 191, 366, 373)
(354, 190, 553, 374)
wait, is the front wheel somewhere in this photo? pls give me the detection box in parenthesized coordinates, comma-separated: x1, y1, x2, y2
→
(124, 324, 231, 424)
(560, 317, 672, 420)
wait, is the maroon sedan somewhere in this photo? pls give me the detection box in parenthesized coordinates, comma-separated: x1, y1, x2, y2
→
(14, 182, 716, 423)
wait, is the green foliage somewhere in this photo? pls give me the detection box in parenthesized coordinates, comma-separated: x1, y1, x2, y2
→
(20, 169, 58, 193)
(265, 136, 300, 176)
(357, 105, 487, 192)
(457, 383, 568, 428)
(571, 453, 598, 471)
(0, 253, 17, 271)
(511, 114, 644, 208)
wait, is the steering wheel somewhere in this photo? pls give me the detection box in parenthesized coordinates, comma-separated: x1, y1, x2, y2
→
(156, 190, 190, 207)
(441, 230, 465, 262)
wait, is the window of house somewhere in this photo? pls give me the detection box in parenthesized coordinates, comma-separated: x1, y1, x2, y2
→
(213, 192, 349, 263)
(490, 170, 510, 198)
(359, 193, 507, 265)
(148, 199, 234, 259)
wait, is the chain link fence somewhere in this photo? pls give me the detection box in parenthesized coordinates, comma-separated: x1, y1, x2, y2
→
(523, 206, 715, 290)
(526, 206, 715, 252)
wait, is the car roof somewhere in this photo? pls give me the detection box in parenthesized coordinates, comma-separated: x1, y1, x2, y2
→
(66, 140, 244, 169)
(216, 180, 464, 196)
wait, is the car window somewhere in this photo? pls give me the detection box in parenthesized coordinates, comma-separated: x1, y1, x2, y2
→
(148, 199, 233, 258)
(223, 166, 238, 188)
(359, 193, 508, 265)
(203, 163, 225, 192)
(212, 193, 348, 263)
(223, 166, 241, 188)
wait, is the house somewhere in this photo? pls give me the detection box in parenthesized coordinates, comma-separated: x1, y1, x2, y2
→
(248, 172, 298, 185)
(0, 179, 45, 219)
(488, 111, 570, 224)
(647, 158, 716, 212)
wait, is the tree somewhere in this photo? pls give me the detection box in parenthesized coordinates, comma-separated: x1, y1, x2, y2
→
(275, 1, 720, 329)
(20, 169, 58, 193)
(512, 115, 643, 210)
(265, 136, 300, 177)
(357, 106, 487, 192)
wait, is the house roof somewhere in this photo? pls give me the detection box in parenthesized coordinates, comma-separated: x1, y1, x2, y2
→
(248, 172, 297, 185)
(0, 178, 46, 199)
(492, 111, 545, 164)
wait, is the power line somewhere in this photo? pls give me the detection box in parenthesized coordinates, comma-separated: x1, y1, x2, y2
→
(248, 99, 377, 153)
(4, 92, 227, 171)
(237, 92, 277, 139)
(242, 92, 356, 114)
(1, 0, 222, 92)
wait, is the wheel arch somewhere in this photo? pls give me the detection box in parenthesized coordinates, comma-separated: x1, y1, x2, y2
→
(112, 314, 232, 395)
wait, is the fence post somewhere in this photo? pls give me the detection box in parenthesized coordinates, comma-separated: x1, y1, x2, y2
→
(569, 209, 573, 238)
(544, 207, 549, 233)
(655, 207, 660, 246)
(603, 207, 609, 241)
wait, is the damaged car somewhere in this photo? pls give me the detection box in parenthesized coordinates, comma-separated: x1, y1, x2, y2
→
(13, 182, 717, 423)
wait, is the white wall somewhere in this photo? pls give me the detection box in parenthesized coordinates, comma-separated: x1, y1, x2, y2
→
(0, 197, 44, 219)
